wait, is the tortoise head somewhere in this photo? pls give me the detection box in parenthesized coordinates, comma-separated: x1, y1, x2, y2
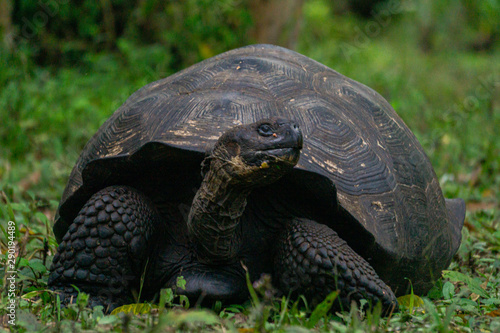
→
(207, 117, 303, 186)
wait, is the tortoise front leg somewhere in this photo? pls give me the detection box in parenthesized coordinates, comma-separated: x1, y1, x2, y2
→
(48, 186, 163, 312)
(274, 218, 398, 314)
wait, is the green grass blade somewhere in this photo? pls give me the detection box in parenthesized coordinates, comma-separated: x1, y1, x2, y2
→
(305, 291, 338, 329)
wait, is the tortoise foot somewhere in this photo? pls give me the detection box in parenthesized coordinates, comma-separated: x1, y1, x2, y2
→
(49, 281, 128, 312)
(275, 218, 398, 314)
(48, 185, 163, 312)
(166, 264, 248, 306)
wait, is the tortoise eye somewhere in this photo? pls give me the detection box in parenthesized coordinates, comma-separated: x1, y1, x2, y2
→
(258, 124, 274, 137)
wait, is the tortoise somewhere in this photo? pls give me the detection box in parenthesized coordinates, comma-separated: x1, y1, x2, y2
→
(48, 44, 465, 313)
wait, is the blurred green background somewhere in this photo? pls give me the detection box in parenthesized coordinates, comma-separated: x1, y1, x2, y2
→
(1, 0, 499, 209)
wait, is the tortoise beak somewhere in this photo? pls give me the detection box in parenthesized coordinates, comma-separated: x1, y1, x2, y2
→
(281, 120, 303, 150)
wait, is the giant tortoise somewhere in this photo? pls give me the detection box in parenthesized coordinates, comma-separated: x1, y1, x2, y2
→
(48, 44, 465, 313)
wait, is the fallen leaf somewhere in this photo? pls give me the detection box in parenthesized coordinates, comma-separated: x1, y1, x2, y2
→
(110, 303, 156, 315)
(481, 189, 494, 198)
(397, 294, 424, 308)
(466, 201, 497, 212)
(464, 221, 476, 232)
(485, 309, 500, 317)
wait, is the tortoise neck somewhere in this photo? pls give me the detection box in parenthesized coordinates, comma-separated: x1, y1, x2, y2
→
(187, 160, 251, 264)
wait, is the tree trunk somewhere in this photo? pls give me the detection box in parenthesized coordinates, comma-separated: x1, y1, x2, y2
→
(100, 0, 116, 49)
(0, 0, 13, 51)
(248, 0, 304, 49)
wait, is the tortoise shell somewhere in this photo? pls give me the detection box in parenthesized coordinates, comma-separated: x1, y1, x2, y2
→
(54, 44, 465, 295)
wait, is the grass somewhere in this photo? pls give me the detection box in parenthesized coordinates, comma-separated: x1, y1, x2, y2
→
(1, 2, 500, 332)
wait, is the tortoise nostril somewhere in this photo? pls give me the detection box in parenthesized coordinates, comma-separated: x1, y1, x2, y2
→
(289, 123, 303, 149)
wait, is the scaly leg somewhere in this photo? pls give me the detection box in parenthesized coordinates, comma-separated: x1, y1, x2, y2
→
(274, 218, 397, 314)
(48, 186, 163, 312)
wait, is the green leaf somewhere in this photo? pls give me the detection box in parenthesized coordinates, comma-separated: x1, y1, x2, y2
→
(427, 280, 444, 300)
(28, 260, 48, 274)
(159, 288, 175, 310)
(10, 203, 30, 213)
(305, 291, 338, 329)
(481, 298, 500, 306)
(76, 291, 89, 310)
(456, 298, 479, 314)
(212, 300, 222, 313)
(277, 296, 290, 328)
(97, 315, 119, 325)
(0, 224, 8, 241)
(34, 211, 49, 224)
(423, 298, 440, 322)
(442, 270, 468, 282)
(138, 258, 149, 301)
(93, 305, 105, 321)
(15, 310, 44, 332)
(397, 294, 425, 307)
(179, 295, 190, 309)
(176, 275, 186, 290)
(243, 263, 260, 307)
(159, 309, 220, 327)
(442, 281, 455, 300)
(22, 290, 44, 299)
(110, 303, 156, 315)
(442, 270, 490, 299)
(18, 257, 30, 268)
(2, 197, 16, 222)
(221, 305, 244, 313)
(56, 294, 61, 321)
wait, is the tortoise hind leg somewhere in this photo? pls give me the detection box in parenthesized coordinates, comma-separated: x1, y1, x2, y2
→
(274, 218, 397, 314)
(48, 185, 163, 312)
